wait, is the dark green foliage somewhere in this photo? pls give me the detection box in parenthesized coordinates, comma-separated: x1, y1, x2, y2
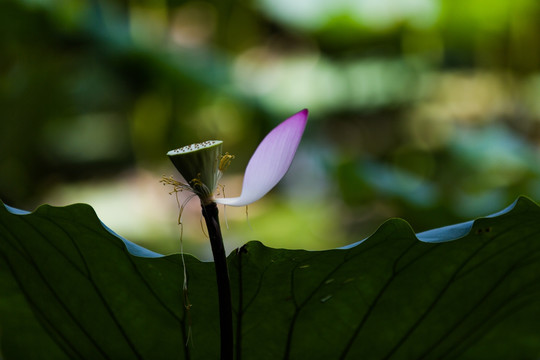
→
(1, 198, 539, 359)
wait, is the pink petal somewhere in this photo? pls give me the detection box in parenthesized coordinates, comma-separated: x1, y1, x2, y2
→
(215, 109, 308, 206)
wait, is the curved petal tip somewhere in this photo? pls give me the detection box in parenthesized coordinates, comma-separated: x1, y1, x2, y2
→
(215, 109, 308, 206)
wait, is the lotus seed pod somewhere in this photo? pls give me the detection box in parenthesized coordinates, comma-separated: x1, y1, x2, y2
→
(167, 140, 223, 203)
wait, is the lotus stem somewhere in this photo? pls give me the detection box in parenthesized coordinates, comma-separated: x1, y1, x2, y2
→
(201, 201, 233, 360)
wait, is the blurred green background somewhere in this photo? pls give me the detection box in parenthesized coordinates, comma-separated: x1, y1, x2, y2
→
(2, 0, 540, 259)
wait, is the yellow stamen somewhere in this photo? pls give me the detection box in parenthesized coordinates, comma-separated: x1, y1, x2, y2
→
(160, 175, 191, 194)
(219, 153, 235, 172)
(190, 177, 204, 188)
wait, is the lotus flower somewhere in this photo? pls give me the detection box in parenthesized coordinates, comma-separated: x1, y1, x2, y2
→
(165, 109, 308, 206)
(165, 110, 308, 358)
